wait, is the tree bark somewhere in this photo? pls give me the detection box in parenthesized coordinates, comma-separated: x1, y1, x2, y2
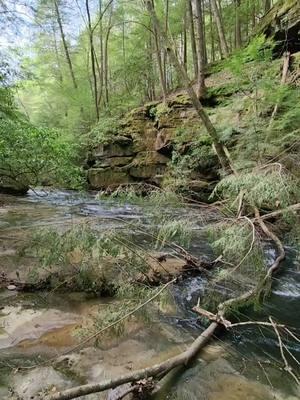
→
(264, 0, 271, 14)
(210, 0, 229, 58)
(195, 0, 206, 96)
(151, 0, 167, 101)
(104, 24, 112, 107)
(209, 0, 215, 61)
(53, 0, 77, 89)
(145, 0, 232, 174)
(187, 0, 198, 78)
(98, 0, 104, 107)
(235, 0, 242, 49)
(46, 322, 219, 400)
(85, 0, 99, 120)
(183, 8, 188, 71)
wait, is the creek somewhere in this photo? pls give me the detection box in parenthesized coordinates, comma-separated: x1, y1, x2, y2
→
(0, 190, 299, 400)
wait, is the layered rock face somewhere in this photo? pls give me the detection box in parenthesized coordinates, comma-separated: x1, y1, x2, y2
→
(257, 0, 300, 54)
(86, 95, 221, 194)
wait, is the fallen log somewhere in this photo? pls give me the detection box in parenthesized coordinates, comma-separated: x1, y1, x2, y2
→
(46, 322, 219, 400)
(45, 207, 288, 400)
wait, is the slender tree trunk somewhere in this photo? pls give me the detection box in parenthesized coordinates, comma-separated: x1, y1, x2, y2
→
(104, 24, 112, 107)
(145, 0, 233, 174)
(187, 0, 198, 78)
(98, 0, 104, 106)
(252, 1, 256, 29)
(151, 0, 167, 101)
(245, 0, 249, 40)
(264, 0, 271, 14)
(163, 0, 169, 89)
(202, 0, 207, 64)
(53, 0, 77, 89)
(183, 8, 188, 71)
(51, 23, 63, 84)
(235, 0, 242, 49)
(210, 0, 229, 58)
(209, 0, 215, 62)
(85, 0, 99, 120)
(195, 0, 206, 96)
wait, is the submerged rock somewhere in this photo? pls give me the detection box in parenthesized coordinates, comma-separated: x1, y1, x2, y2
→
(12, 367, 74, 399)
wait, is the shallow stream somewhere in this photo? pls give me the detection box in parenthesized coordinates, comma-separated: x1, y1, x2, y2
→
(0, 190, 299, 400)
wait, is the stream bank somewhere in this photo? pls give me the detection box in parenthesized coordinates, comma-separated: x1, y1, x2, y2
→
(0, 190, 299, 399)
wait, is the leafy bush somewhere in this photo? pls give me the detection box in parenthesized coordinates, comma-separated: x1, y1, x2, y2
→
(0, 116, 83, 190)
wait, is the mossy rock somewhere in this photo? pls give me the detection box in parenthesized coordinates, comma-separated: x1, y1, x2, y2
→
(95, 156, 134, 168)
(88, 168, 133, 189)
(129, 164, 167, 179)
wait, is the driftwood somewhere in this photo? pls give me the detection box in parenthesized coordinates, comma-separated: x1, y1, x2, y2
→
(46, 322, 219, 400)
(45, 203, 290, 400)
(257, 203, 300, 221)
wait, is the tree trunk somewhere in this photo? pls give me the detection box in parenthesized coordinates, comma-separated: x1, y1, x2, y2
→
(210, 0, 229, 58)
(195, 0, 206, 97)
(145, 0, 233, 174)
(202, 0, 207, 64)
(209, 0, 215, 61)
(183, 8, 188, 71)
(151, 0, 167, 101)
(51, 23, 63, 84)
(187, 0, 198, 78)
(235, 0, 242, 49)
(85, 0, 99, 120)
(53, 0, 77, 89)
(264, 0, 271, 14)
(104, 24, 112, 107)
(46, 321, 219, 400)
(252, 1, 256, 29)
(98, 0, 104, 107)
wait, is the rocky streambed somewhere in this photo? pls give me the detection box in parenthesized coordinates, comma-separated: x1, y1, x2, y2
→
(0, 190, 299, 400)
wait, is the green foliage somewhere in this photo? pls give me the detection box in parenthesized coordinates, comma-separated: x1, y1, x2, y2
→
(149, 103, 172, 120)
(213, 169, 299, 211)
(0, 116, 83, 190)
(98, 185, 183, 208)
(88, 116, 121, 145)
(225, 35, 274, 76)
(208, 221, 264, 273)
(155, 219, 193, 249)
(26, 223, 155, 291)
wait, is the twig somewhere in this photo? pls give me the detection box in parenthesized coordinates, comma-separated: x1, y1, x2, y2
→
(258, 361, 273, 389)
(20, 279, 177, 371)
(253, 203, 300, 221)
(230, 216, 256, 274)
(269, 317, 300, 385)
(284, 328, 300, 344)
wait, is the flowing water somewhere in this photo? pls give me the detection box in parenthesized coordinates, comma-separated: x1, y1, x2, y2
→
(0, 190, 299, 400)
